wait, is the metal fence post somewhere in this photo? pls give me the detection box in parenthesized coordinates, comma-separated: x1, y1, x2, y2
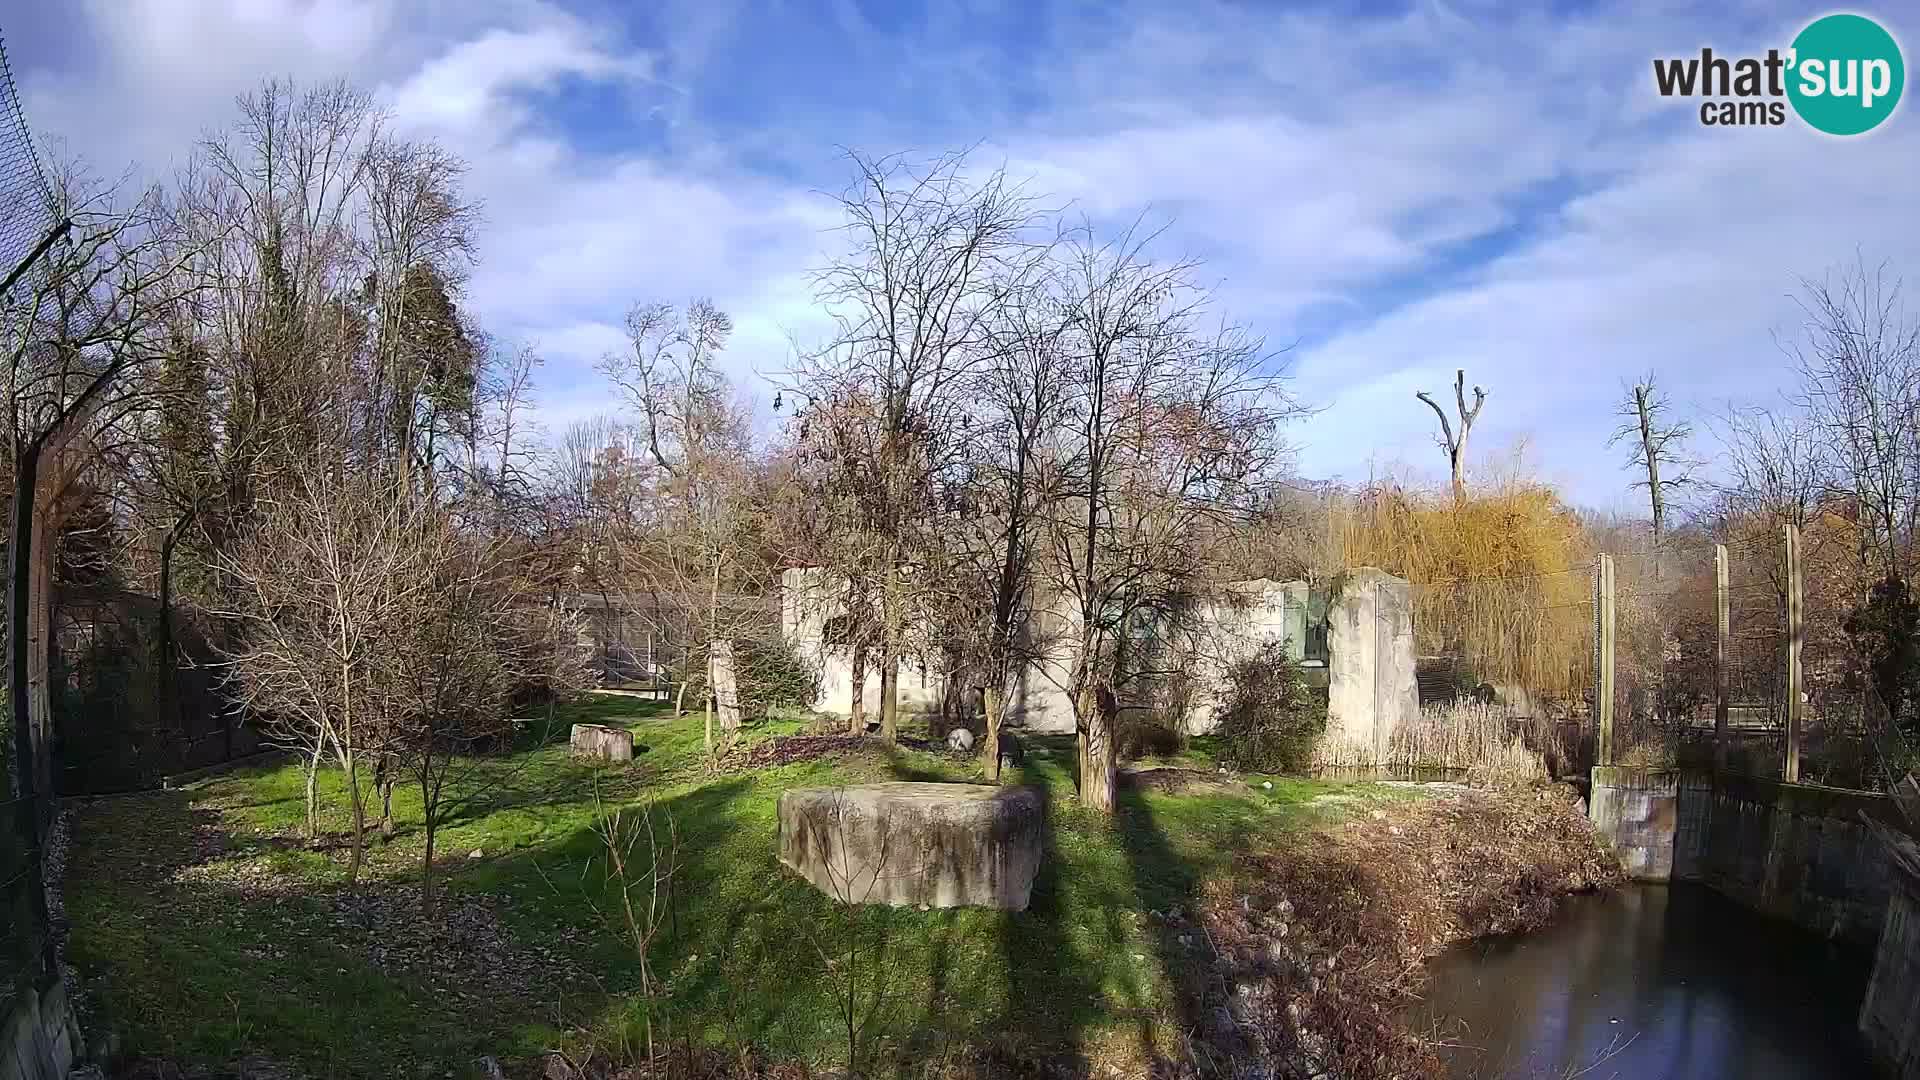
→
(1715, 543, 1730, 773)
(1596, 554, 1616, 768)
(1785, 523, 1804, 783)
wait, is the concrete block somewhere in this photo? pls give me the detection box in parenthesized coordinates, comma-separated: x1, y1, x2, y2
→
(1322, 568, 1419, 765)
(569, 723, 633, 762)
(1590, 766, 1678, 881)
(778, 782, 1044, 910)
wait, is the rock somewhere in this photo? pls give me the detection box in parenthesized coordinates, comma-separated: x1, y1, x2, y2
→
(476, 1056, 506, 1080)
(947, 727, 976, 753)
(543, 1053, 576, 1080)
(1262, 781, 1273, 790)
(778, 782, 1045, 910)
(467, 848, 484, 860)
(569, 723, 633, 762)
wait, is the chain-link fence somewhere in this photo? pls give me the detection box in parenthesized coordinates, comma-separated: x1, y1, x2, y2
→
(1391, 522, 1909, 793)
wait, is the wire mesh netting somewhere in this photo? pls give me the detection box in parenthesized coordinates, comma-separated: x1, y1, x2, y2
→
(0, 25, 59, 1009)
(0, 34, 54, 286)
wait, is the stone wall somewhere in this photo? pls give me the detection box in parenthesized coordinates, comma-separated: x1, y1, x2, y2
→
(0, 975, 80, 1080)
(780, 566, 1417, 751)
(1672, 771, 1898, 944)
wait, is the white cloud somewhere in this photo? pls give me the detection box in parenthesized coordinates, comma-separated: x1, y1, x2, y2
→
(10, 0, 1911, 511)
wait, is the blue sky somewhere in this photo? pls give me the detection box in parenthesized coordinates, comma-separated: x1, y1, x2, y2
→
(6, 0, 1916, 509)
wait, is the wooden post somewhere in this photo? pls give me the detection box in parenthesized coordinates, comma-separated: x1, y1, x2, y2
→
(1596, 554, 1616, 768)
(1715, 543, 1730, 773)
(1785, 523, 1804, 784)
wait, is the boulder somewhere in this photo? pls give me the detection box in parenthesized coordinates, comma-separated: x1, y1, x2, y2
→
(778, 782, 1044, 910)
(569, 723, 633, 762)
(946, 727, 976, 753)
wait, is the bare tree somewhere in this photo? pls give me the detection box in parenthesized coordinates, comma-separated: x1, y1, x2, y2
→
(599, 299, 780, 750)
(1416, 368, 1486, 501)
(1790, 259, 1920, 583)
(788, 150, 1047, 740)
(214, 469, 419, 884)
(1609, 375, 1696, 545)
(1042, 224, 1299, 812)
(934, 271, 1067, 779)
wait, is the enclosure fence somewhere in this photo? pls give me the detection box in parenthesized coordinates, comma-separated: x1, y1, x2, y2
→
(1399, 521, 1908, 794)
(1596, 525, 1906, 792)
(0, 24, 64, 1015)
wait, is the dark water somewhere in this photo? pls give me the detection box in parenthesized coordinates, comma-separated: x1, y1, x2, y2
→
(1414, 884, 1877, 1079)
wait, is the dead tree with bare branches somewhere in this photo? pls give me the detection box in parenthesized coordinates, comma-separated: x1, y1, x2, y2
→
(1610, 374, 1696, 546)
(1416, 369, 1486, 501)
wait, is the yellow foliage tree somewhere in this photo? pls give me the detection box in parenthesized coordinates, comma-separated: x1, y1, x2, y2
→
(1333, 480, 1594, 697)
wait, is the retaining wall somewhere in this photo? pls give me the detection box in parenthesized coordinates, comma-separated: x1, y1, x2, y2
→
(1860, 858, 1920, 1079)
(1589, 766, 1678, 881)
(1672, 771, 1898, 945)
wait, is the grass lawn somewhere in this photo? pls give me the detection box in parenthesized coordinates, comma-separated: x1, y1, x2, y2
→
(63, 696, 1412, 1078)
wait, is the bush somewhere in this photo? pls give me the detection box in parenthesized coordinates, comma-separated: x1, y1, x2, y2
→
(1118, 713, 1187, 761)
(1211, 641, 1326, 773)
(734, 635, 821, 719)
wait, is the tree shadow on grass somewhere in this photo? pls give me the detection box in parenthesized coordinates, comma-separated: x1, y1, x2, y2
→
(991, 775, 1109, 1077)
(1113, 783, 1221, 1076)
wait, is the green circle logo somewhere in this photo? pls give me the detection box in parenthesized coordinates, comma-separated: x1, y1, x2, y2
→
(1788, 13, 1904, 135)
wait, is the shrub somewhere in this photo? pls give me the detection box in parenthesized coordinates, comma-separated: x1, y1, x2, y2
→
(734, 634, 821, 719)
(1211, 641, 1326, 773)
(1117, 713, 1187, 761)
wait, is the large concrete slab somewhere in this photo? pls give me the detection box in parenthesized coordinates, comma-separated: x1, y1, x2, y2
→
(569, 723, 633, 762)
(778, 782, 1044, 910)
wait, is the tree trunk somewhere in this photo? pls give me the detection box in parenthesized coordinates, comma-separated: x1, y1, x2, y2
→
(421, 816, 438, 918)
(379, 769, 394, 842)
(344, 753, 367, 886)
(674, 678, 690, 718)
(1076, 682, 1117, 813)
(304, 742, 324, 840)
(848, 642, 869, 735)
(879, 560, 900, 741)
(158, 516, 185, 748)
(878, 659, 899, 742)
(983, 685, 1004, 783)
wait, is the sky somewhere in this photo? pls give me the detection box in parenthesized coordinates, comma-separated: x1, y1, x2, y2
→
(3, 0, 1915, 510)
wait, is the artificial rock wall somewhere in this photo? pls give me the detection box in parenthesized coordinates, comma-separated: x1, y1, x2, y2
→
(780, 566, 1418, 762)
(1861, 848, 1920, 1078)
(1319, 569, 1419, 766)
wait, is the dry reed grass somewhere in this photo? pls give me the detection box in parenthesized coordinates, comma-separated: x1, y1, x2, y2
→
(1388, 701, 1556, 786)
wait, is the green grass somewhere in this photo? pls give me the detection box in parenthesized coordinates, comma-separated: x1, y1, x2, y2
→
(64, 697, 1409, 1077)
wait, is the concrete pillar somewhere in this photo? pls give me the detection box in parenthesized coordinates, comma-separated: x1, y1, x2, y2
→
(1323, 568, 1418, 766)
